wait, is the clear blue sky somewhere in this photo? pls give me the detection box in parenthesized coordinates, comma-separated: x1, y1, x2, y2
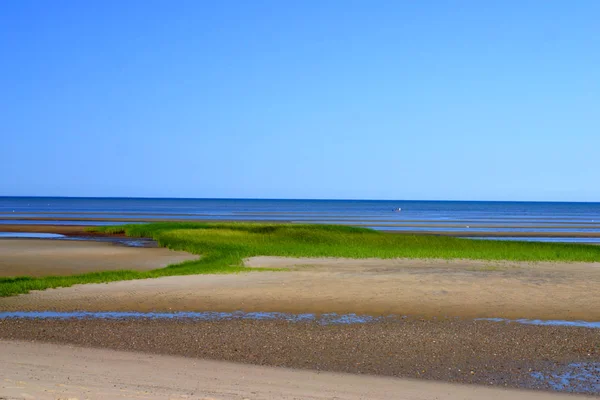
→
(1, 1, 598, 201)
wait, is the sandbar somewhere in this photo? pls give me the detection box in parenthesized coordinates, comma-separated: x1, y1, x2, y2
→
(2, 256, 600, 321)
(0, 239, 198, 277)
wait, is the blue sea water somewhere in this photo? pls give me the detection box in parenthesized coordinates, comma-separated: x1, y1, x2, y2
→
(2, 197, 600, 221)
(1, 197, 600, 242)
(531, 363, 600, 394)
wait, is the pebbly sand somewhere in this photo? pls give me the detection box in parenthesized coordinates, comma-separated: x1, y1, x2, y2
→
(0, 318, 600, 396)
(1, 317, 599, 394)
(2, 339, 593, 400)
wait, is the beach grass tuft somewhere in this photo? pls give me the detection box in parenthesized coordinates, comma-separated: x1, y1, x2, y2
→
(1, 222, 599, 297)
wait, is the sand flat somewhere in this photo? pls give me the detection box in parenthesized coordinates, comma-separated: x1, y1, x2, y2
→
(3, 256, 600, 321)
(0, 339, 590, 400)
(0, 239, 198, 277)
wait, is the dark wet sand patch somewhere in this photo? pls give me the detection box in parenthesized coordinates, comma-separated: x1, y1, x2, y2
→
(1, 318, 598, 394)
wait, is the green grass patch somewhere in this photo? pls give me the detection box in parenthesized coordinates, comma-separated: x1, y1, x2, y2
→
(2, 222, 599, 297)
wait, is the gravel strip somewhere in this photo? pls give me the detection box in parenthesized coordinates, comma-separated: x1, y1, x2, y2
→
(1, 318, 599, 394)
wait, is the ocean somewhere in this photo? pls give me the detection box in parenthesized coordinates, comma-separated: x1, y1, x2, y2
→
(1, 197, 600, 242)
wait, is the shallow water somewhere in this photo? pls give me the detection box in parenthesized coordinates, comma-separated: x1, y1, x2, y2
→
(476, 318, 600, 329)
(0, 232, 65, 239)
(531, 363, 600, 394)
(0, 220, 129, 226)
(66, 236, 157, 248)
(1, 311, 599, 329)
(0, 311, 380, 325)
(0, 232, 156, 248)
(464, 236, 600, 244)
(376, 226, 600, 233)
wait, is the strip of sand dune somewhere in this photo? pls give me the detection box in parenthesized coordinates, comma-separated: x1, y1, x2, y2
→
(0, 239, 198, 277)
(3, 257, 600, 321)
(0, 340, 590, 400)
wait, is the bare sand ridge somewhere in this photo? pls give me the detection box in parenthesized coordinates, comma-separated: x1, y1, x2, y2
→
(3, 255, 600, 321)
(0, 239, 198, 277)
(0, 340, 590, 400)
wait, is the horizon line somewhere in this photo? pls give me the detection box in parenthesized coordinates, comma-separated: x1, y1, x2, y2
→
(0, 195, 598, 204)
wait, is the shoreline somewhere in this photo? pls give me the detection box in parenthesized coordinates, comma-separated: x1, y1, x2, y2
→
(4, 215, 600, 228)
(3, 222, 600, 238)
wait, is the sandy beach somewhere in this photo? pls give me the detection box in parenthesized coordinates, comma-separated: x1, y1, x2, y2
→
(2, 254, 600, 321)
(2, 340, 592, 400)
(1, 227, 600, 397)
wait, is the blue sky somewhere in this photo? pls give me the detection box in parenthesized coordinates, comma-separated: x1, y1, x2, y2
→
(1, 1, 598, 201)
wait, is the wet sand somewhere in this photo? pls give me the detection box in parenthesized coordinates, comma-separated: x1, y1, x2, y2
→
(0, 239, 198, 277)
(1, 318, 599, 395)
(3, 256, 600, 321)
(2, 340, 590, 400)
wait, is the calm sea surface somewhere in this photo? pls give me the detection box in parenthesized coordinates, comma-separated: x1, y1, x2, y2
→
(1, 197, 600, 242)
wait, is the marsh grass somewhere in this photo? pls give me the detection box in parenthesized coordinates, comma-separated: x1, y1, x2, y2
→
(2, 222, 599, 297)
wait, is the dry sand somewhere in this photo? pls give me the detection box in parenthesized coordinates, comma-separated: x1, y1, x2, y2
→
(0, 239, 198, 277)
(2, 256, 600, 321)
(0, 340, 591, 400)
